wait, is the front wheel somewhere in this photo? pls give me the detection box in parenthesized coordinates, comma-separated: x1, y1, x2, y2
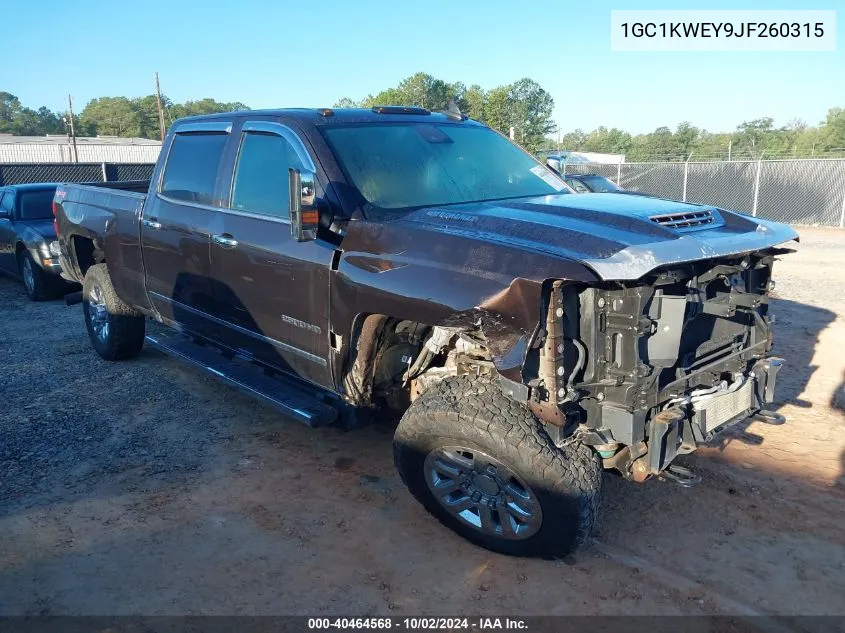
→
(393, 377, 602, 557)
(82, 264, 145, 361)
(18, 250, 51, 301)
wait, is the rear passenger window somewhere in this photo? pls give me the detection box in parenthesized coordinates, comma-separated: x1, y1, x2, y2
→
(231, 132, 304, 219)
(160, 133, 228, 205)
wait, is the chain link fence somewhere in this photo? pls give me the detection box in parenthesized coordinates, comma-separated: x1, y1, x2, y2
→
(560, 158, 845, 227)
(4, 159, 844, 227)
(0, 162, 154, 186)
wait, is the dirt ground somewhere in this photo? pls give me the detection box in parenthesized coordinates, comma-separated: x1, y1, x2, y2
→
(1, 228, 843, 617)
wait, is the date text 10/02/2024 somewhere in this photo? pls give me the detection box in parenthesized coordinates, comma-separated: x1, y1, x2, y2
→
(307, 617, 528, 630)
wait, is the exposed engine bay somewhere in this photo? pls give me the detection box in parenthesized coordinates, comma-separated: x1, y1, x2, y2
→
(362, 248, 789, 482)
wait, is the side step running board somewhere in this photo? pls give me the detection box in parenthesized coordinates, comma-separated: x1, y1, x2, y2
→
(145, 334, 338, 428)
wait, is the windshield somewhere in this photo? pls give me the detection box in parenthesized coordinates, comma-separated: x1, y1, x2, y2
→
(322, 123, 567, 212)
(19, 189, 56, 220)
(580, 175, 621, 193)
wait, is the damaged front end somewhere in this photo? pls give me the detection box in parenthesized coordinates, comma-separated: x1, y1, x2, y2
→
(530, 249, 789, 481)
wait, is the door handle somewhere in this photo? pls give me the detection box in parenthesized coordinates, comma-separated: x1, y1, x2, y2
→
(142, 218, 162, 230)
(212, 233, 239, 248)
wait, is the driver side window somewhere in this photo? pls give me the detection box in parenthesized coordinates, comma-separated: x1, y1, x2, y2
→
(231, 131, 303, 220)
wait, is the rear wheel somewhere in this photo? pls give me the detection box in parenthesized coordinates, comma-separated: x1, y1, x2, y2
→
(82, 264, 145, 361)
(393, 376, 602, 557)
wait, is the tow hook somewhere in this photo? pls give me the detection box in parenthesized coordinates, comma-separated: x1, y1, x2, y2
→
(659, 464, 702, 488)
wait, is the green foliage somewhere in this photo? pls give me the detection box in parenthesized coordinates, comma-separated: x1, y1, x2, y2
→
(0, 91, 66, 135)
(80, 97, 139, 136)
(333, 97, 363, 108)
(550, 109, 845, 161)
(333, 72, 557, 153)
(168, 98, 248, 120)
(0, 91, 249, 139)
(5, 84, 844, 160)
(461, 84, 485, 121)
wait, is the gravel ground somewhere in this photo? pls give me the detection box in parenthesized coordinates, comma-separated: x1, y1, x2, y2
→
(0, 227, 843, 616)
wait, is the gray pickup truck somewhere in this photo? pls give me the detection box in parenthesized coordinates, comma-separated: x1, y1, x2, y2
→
(0, 183, 73, 300)
(54, 106, 797, 557)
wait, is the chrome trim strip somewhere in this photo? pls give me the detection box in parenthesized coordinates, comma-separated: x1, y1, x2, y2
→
(154, 193, 223, 214)
(174, 121, 233, 134)
(216, 205, 290, 225)
(153, 193, 289, 224)
(240, 121, 317, 172)
(149, 292, 327, 366)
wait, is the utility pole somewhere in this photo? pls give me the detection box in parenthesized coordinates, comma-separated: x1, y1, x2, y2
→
(67, 94, 79, 163)
(154, 72, 166, 141)
(727, 139, 732, 162)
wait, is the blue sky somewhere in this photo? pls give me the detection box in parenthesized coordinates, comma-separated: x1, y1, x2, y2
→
(5, 0, 843, 135)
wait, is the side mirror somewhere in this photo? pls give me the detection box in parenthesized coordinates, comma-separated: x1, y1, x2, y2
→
(289, 168, 318, 242)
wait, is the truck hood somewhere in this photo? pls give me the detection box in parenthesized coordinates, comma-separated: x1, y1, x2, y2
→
(17, 219, 57, 241)
(399, 193, 799, 281)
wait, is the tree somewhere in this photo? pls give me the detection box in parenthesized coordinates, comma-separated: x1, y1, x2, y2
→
(131, 94, 172, 139)
(581, 126, 632, 155)
(35, 107, 64, 134)
(169, 98, 248, 120)
(508, 78, 556, 153)
(735, 117, 775, 157)
(395, 72, 452, 111)
(482, 85, 513, 137)
(0, 92, 23, 131)
(818, 107, 845, 151)
(461, 84, 485, 121)
(333, 97, 362, 108)
(364, 72, 461, 112)
(674, 121, 699, 156)
(560, 129, 587, 150)
(81, 97, 140, 136)
(330, 73, 557, 153)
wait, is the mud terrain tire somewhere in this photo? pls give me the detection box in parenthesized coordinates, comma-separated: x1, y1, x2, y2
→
(393, 376, 602, 557)
(82, 264, 145, 361)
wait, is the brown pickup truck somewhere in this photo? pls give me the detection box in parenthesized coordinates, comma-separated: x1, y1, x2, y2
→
(54, 106, 797, 557)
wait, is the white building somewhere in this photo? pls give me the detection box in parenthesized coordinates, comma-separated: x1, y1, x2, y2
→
(0, 134, 162, 163)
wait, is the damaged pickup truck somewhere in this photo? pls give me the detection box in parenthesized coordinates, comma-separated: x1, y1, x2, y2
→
(54, 107, 797, 557)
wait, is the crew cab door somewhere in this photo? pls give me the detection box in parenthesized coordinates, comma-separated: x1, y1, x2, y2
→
(209, 120, 333, 388)
(141, 122, 232, 341)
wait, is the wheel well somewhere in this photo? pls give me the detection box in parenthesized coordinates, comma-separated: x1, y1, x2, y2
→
(71, 236, 100, 278)
(342, 314, 494, 411)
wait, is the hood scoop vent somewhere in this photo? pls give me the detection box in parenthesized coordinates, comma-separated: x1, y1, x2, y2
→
(650, 209, 717, 230)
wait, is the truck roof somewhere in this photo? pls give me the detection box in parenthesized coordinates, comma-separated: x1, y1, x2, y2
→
(173, 107, 484, 127)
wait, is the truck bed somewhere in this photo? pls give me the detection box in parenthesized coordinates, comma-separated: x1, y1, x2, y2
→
(54, 181, 151, 308)
(80, 180, 150, 194)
